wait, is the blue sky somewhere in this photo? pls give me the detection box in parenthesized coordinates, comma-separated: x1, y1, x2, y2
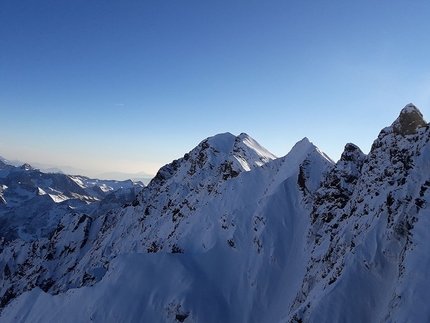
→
(1, 1, 430, 177)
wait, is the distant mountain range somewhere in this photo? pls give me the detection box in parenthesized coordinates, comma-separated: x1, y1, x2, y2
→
(0, 160, 144, 241)
(1, 104, 430, 322)
(0, 157, 154, 184)
(95, 171, 153, 183)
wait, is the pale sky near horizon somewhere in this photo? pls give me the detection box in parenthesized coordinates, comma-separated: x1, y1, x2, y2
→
(2, 1, 430, 177)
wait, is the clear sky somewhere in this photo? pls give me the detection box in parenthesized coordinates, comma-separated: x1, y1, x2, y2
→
(2, 1, 430, 177)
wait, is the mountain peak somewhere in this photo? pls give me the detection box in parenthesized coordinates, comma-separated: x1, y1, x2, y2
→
(392, 103, 427, 135)
(204, 132, 236, 152)
(340, 143, 365, 162)
(20, 163, 35, 171)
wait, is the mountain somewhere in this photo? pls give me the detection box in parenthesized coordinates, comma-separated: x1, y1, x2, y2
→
(0, 158, 84, 176)
(95, 171, 153, 184)
(0, 157, 154, 183)
(1, 105, 430, 322)
(0, 162, 144, 241)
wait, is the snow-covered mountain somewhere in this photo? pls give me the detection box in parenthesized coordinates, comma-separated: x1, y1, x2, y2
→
(0, 162, 143, 241)
(1, 104, 430, 322)
(0, 157, 154, 184)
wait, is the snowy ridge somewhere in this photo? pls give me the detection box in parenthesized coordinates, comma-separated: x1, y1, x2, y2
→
(1, 105, 430, 322)
(288, 105, 430, 322)
(0, 132, 330, 322)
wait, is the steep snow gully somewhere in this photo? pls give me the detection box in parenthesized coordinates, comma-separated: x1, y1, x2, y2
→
(1, 104, 430, 322)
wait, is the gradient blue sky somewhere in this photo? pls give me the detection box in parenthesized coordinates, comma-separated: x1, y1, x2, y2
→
(2, 1, 430, 177)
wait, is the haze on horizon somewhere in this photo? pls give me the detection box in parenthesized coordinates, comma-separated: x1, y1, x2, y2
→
(2, 1, 430, 178)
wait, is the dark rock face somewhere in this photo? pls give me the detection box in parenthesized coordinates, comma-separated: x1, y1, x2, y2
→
(311, 142, 365, 224)
(340, 143, 364, 164)
(392, 104, 427, 136)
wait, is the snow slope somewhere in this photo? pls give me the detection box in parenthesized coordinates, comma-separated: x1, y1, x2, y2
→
(1, 105, 430, 323)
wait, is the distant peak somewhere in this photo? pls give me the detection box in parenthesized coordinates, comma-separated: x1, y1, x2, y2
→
(392, 103, 427, 135)
(20, 163, 35, 171)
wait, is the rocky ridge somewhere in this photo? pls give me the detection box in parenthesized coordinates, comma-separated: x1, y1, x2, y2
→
(1, 105, 430, 323)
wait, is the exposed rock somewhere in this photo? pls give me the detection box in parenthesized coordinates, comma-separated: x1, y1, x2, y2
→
(392, 103, 427, 135)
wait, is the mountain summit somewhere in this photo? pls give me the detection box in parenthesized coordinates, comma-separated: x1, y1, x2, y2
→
(392, 103, 427, 135)
(1, 105, 430, 323)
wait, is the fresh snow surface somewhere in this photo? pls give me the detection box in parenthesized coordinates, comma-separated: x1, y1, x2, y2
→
(1, 111, 430, 323)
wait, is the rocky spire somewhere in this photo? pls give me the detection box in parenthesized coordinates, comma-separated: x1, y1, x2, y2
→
(392, 103, 427, 136)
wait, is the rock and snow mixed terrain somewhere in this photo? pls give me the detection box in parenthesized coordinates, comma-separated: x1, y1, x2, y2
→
(0, 162, 143, 242)
(1, 104, 430, 322)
